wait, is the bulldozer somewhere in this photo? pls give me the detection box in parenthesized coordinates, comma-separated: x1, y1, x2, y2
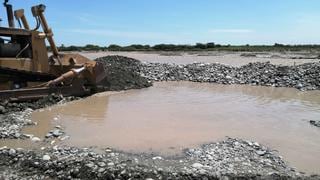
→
(0, 0, 106, 101)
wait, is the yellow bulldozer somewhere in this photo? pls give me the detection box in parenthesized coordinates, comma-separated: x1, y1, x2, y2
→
(0, 0, 106, 101)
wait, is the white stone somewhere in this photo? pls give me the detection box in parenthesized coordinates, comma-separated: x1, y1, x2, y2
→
(42, 155, 51, 161)
(86, 163, 94, 168)
(105, 148, 112, 153)
(98, 168, 105, 173)
(60, 136, 70, 141)
(9, 125, 19, 130)
(52, 130, 62, 137)
(8, 149, 16, 155)
(98, 162, 106, 167)
(24, 134, 33, 139)
(234, 142, 240, 146)
(192, 163, 203, 169)
(256, 150, 266, 156)
(246, 141, 253, 146)
(152, 156, 163, 160)
(107, 162, 115, 166)
(31, 137, 41, 142)
(0, 146, 7, 150)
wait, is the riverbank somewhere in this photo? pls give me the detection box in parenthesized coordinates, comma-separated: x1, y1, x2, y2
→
(2, 138, 318, 179)
(97, 55, 320, 91)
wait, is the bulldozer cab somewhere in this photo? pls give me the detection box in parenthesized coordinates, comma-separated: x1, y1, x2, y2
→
(0, 0, 49, 74)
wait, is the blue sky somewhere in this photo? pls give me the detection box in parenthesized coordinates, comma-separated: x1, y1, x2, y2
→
(1, 0, 320, 46)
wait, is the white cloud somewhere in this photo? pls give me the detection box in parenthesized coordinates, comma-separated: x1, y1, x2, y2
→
(209, 29, 254, 33)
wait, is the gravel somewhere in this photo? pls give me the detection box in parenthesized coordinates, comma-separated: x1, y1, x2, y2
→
(138, 61, 320, 91)
(0, 94, 79, 115)
(0, 94, 78, 139)
(186, 138, 297, 177)
(95, 55, 152, 91)
(94, 55, 320, 91)
(1, 138, 318, 179)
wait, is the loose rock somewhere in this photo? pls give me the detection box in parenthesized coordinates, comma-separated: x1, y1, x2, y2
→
(0, 138, 317, 179)
(42, 155, 50, 161)
(31, 137, 41, 142)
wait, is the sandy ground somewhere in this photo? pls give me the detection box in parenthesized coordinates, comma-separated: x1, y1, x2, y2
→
(80, 51, 320, 66)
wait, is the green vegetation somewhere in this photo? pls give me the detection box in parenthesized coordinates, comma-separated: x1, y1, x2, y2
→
(56, 43, 320, 52)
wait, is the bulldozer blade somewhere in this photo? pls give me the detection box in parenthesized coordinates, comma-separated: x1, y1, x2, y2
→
(94, 61, 107, 84)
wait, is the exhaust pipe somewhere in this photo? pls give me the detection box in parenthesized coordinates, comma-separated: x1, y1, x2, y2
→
(3, 0, 15, 28)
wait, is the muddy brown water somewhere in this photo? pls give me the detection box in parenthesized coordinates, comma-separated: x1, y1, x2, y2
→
(2, 82, 320, 174)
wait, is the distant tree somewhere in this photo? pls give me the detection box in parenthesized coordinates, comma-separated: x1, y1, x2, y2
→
(69, 46, 81, 51)
(206, 42, 215, 48)
(130, 44, 145, 49)
(84, 44, 101, 50)
(274, 43, 285, 47)
(108, 44, 122, 50)
(195, 43, 207, 49)
(143, 45, 151, 49)
(153, 44, 177, 51)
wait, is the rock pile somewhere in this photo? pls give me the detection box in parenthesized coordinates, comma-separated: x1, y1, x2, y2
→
(45, 127, 64, 139)
(139, 61, 320, 91)
(1, 138, 317, 179)
(94, 56, 320, 91)
(186, 138, 296, 177)
(95, 56, 152, 91)
(0, 108, 34, 138)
